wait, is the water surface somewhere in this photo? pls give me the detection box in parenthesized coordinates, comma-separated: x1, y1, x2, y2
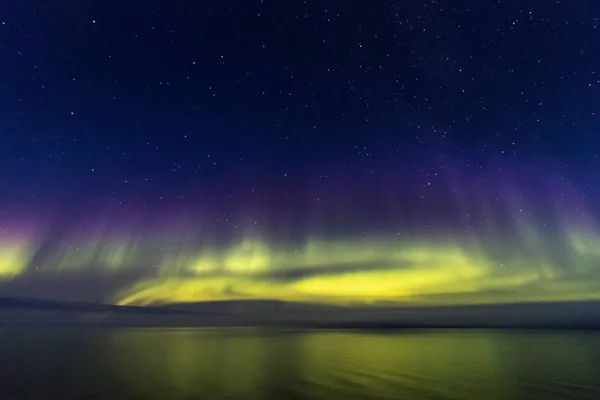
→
(1, 328, 600, 399)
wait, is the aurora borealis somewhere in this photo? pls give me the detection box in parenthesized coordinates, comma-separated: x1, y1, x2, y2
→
(2, 162, 600, 307)
(2, 1, 600, 308)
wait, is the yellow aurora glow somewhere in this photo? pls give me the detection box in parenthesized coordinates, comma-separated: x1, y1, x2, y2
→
(111, 238, 491, 305)
(0, 239, 36, 278)
(111, 238, 585, 306)
(2, 226, 600, 306)
(113, 231, 600, 306)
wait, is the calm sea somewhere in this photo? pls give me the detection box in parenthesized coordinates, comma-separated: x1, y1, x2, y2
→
(1, 328, 599, 399)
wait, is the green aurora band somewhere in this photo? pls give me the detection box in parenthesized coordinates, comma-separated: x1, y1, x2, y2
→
(1, 167, 599, 306)
(1, 218, 600, 306)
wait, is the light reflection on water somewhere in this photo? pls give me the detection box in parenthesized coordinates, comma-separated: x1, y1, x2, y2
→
(2, 329, 600, 399)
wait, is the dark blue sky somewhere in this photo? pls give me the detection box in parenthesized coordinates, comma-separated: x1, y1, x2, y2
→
(1, 0, 599, 221)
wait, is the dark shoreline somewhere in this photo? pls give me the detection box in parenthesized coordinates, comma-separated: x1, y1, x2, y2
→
(3, 297, 600, 330)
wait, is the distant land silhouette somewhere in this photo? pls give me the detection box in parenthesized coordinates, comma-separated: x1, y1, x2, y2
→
(2, 297, 600, 329)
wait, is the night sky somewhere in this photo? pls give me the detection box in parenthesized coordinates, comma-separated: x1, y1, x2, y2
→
(1, 0, 600, 306)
